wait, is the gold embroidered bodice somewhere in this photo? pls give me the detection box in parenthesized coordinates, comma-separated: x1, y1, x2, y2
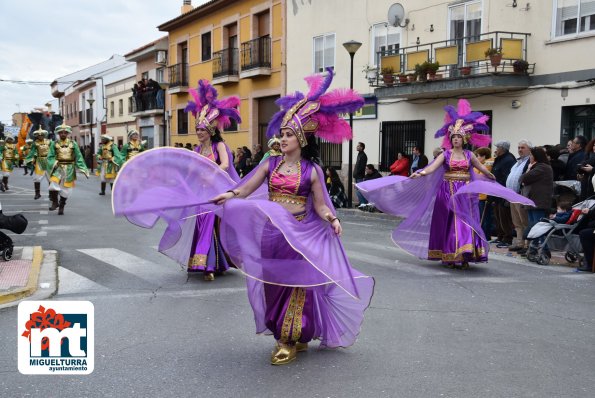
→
(55, 139, 75, 162)
(126, 141, 142, 160)
(35, 139, 50, 157)
(101, 142, 114, 161)
(2, 143, 17, 160)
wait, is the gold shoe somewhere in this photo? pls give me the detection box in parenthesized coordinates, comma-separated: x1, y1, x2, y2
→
(203, 273, 215, 281)
(271, 343, 297, 366)
(272, 341, 308, 354)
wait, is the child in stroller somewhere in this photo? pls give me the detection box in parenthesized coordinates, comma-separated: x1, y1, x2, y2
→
(0, 203, 28, 261)
(525, 197, 595, 265)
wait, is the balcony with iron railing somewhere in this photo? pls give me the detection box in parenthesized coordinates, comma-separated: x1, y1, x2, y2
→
(167, 62, 189, 94)
(212, 48, 239, 85)
(370, 31, 535, 99)
(130, 90, 165, 116)
(240, 36, 272, 78)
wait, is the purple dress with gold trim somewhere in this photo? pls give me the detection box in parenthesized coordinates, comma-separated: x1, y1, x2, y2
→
(113, 149, 374, 348)
(356, 149, 535, 265)
(427, 150, 488, 264)
(187, 142, 239, 273)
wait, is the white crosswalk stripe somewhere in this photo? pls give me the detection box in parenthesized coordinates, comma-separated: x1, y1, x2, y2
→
(58, 267, 111, 294)
(77, 248, 182, 281)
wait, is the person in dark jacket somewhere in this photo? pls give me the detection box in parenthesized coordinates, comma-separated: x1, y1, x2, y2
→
(410, 146, 428, 174)
(546, 147, 565, 181)
(577, 138, 595, 200)
(490, 141, 516, 247)
(519, 147, 554, 254)
(354, 142, 368, 206)
(564, 135, 587, 180)
(363, 164, 382, 181)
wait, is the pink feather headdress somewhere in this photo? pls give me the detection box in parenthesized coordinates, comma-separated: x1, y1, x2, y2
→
(184, 80, 241, 135)
(266, 67, 365, 147)
(435, 99, 491, 149)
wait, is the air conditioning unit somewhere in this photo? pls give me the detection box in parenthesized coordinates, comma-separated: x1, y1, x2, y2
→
(156, 51, 167, 65)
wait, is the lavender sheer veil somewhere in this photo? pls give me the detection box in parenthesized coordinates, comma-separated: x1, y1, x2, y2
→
(357, 151, 534, 259)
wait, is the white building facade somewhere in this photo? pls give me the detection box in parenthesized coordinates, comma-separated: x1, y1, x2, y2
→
(286, 0, 595, 171)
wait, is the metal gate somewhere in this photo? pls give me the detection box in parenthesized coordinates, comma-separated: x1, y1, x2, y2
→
(379, 120, 425, 172)
(317, 139, 342, 169)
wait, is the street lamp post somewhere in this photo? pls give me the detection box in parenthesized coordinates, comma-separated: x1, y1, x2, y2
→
(87, 98, 95, 172)
(342, 40, 362, 208)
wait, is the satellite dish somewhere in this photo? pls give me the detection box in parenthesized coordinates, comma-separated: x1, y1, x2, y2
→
(388, 3, 409, 28)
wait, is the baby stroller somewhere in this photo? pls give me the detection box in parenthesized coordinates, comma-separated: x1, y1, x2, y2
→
(0, 208, 28, 261)
(554, 180, 581, 205)
(525, 197, 595, 265)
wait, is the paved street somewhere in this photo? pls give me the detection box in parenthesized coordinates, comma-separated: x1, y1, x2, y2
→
(1, 171, 595, 397)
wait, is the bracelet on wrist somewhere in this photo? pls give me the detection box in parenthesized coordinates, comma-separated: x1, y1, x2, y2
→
(329, 217, 340, 223)
(226, 189, 239, 197)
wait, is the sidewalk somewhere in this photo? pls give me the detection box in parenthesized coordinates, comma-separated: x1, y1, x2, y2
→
(0, 246, 58, 309)
(338, 208, 582, 269)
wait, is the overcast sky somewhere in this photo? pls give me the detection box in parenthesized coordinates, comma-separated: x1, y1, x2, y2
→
(0, 0, 209, 125)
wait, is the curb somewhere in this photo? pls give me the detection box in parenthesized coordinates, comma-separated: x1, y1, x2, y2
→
(0, 246, 43, 305)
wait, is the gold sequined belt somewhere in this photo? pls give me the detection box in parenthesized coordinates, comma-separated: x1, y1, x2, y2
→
(269, 192, 307, 205)
(293, 213, 307, 221)
(444, 172, 470, 181)
(57, 161, 74, 164)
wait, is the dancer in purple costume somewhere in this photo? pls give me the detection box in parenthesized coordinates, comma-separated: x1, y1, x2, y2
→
(212, 67, 374, 365)
(184, 80, 241, 280)
(357, 99, 535, 269)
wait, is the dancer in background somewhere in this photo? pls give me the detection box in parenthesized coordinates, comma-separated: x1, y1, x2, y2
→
(120, 129, 146, 163)
(358, 99, 534, 269)
(183, 80, 242, 280)
(25, 127, 52, 200)
(97, 134, 123, 195)
(47, 123, 89, 215)
(0, 135, 19, 191)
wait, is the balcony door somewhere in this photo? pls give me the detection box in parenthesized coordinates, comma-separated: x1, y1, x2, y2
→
(448, 1, 482, 67)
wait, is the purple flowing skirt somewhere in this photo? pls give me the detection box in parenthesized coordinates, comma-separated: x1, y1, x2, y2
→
(356, 168, 535, 261)
(188, 213, 230, 273)
(428, 179, 488, 264)
(113, 148, 374, 348)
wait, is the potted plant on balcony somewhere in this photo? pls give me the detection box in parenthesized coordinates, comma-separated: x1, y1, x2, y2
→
(512, 59, 529, 74)
(415, 63, 428, 82)
(398, 73, 408, 83)
(459, 65, 472, 76)
(427, 61, 440, 80)
(484, 47, 503, 67)
(381, 66, 395, 86)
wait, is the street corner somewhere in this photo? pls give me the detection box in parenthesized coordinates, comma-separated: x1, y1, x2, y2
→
(0, 246, 57, 309)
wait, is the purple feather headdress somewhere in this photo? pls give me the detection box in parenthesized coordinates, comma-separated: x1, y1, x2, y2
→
(185, 79, 241, 135)
(266, 67, 364, 147)
(435, 99, 491, 149)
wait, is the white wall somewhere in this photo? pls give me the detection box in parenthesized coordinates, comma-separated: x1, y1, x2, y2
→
(286, 0, 595, 165)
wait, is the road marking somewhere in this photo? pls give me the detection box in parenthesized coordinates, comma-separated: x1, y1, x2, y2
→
(343, 221, 375, 227)
(80, 287, 247, 301)
(58, 266, 110, 295)
(38, 220, 48, 225)
(77, 248, 180, 280)
(345, 249, 447, 276)
(35, 231, 48, 237)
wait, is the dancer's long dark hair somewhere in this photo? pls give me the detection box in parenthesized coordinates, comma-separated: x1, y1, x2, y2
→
(301, 135, 321, 166)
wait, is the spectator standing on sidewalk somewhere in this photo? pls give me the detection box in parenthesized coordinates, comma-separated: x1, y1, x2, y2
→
(354, 142, 368, 207)
(506, 140, 532, 252)
(564, 135, 587, 180)
(491, 141, 516, 247)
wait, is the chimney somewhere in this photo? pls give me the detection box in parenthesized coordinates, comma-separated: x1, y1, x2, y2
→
(181, 0, 193, 14)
